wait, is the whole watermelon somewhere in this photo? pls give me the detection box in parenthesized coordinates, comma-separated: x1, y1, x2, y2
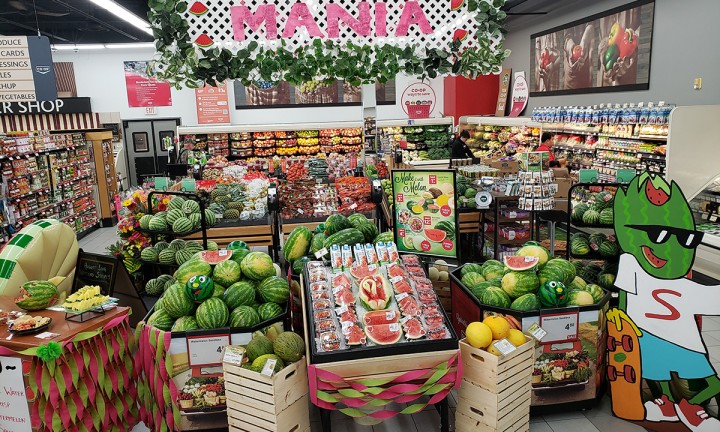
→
(257, 277, 290, 304)
(228, 240, 249, 250)
(510, 293, 541, 311)
(258, 302, 284, 320)
(599, 208, 614, 226)
(322, 228, 364, 250)
(174, 260, 212, 285)
(223, 281, 256, 309)
(373, 231, 394, 244)
(283, 226, 313, 262)
(325, 214, 352, 235)
(229, 305, 261, 328)
(582, 209, 601, 225)
(230, 248, 251, 265)
(145, 278, 165, 296)
(213, 260, 242, 287)
(461, 263, 483, 277)
(14, 280, 59, 311)
(240, 252, 276, 281)
(141, 247, 159, 263)
(461, 272, 485, 289)
(597, 273, 616, 290)
(347, 213, 369, 225)
(542, 259, 576, 285)
(571, 203, 589, 223)
(481, 263, 505, 280)
(292, 256, 312, 274)
(273, 331, 305, 363)
(570, 236, 591, 256)
(162, 284, 195, 318)
(480, 286, 511, 308)
(568, 276, 587, 291)
(567, 290, 594, 306)
(172, 316, 199, 332)
(147, 310, 175, 331)
(349, 218, 379, 243)
(599, 241, 619, 258)
(501, 271, 540, 298)
(196, 298, 229, 329)
(311, 234, 326, 254)
(581, 284, 606, 303)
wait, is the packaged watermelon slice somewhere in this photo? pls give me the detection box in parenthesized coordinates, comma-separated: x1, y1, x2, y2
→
(363, 310, 399, 326)
(365, 323, 402, 345)
(336, 306, 357, 323)
(333, 288, 355, 307)
(398, 295, 421, 317)
(504, 255, 540, 271)
(343, 323, 366, 346)
(402, 317, 426, 340)
(198, 250, 232, 264)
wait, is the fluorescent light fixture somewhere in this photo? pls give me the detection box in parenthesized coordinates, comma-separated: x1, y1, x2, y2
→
(53, 44, 106, 50)
(86, 0, 153, 35)
(106, 43, 155, 49)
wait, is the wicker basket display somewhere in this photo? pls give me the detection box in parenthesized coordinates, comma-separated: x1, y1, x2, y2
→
(246, 81, 290, 105)
(295, 83, 339, 104)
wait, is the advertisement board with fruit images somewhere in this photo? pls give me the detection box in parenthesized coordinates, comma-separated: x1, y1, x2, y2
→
(391, 170, 458, 259)
(530, 0, 655, 96)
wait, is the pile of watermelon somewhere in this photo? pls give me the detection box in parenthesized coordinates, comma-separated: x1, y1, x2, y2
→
(455, 175, 478, 209)
(242, 331, 306, 374)
(571, 191, 615, 227)
(139, 196, 217, 235)
(145, 243, 289, 333)
(459, 242, 609, 312)
(569, 232, 619, 259)
(141, 239, 219, 267)
(284, 213, 392, 267)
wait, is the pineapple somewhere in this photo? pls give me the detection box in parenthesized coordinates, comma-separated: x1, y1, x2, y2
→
(228, 202, 244, 211)
(216, 194, 231, 204)
(223, 209, 240, 219)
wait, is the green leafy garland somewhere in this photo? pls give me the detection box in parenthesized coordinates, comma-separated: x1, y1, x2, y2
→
(148, 0, 510, 88)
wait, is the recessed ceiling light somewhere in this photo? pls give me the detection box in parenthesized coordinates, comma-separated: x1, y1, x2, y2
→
(86, 0, 153, 35)
(106, 43, 155, 49)
(53, 44, 106, 50)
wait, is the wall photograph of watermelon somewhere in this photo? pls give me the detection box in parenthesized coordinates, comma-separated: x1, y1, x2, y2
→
(391, 170, 459, 259)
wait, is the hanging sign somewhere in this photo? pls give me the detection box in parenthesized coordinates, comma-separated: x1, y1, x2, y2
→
(0, 356, 32, 432)
(124, 60, 172, 108)
(0, 36, 56, 102)
(495, 68, 512, 116)
(401, 82, 436, 119)
(392, 169, 458, 259)
(508, 71, 528, 117)
(195, 82, 230, 124)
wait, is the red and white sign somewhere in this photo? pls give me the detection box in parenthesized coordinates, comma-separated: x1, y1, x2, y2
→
(195, 82, 230, 124)
(401, 82, 436, 119)
(124, 61, 172, 108)
(508, 71, 528, 117)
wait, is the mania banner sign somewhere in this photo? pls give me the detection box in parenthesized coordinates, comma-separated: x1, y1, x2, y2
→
(148, 0, 510, 87)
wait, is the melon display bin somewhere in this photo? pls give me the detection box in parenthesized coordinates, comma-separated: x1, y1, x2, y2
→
(449, 264, 611, 412)
(300, 258, 461, 432)
(135, 305, 288, 431)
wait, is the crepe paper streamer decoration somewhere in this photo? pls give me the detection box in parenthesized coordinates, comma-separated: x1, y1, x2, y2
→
(394, 1, 433, 37)
(36, 341, 62, 363)
(0, 219, 78, 297)
(230, 4, 278, 41)
(308, 352, 462, 419)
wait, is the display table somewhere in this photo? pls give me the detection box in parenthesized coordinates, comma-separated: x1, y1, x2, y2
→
(0, 297, 137, 431)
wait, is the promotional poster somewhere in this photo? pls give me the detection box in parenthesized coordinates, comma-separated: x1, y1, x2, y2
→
(124, 61, 172, 108)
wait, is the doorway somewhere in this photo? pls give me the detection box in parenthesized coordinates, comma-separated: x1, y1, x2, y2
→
(123, 118, 181, 186)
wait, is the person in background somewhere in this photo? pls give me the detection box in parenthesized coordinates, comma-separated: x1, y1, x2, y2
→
(536, 132, 556, 161)
(451, 130, 474, 159)
(549, 160, 561, 168)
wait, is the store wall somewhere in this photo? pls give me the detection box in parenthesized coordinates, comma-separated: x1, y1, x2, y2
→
(502, 0, 720, 111)
(51, 48, 444, 126)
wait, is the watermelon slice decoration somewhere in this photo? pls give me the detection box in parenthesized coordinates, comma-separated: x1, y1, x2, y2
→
(188, 1, 209, 16)
(450, 0, 466, 11)
(358, 275, 392, 310)
(403, 317, 426, 339)
(349, 264, 378, 279)
(503, 255, 540, 271)
(363, 310, 399, 326)
(424, 228, 447, 243)
(195, 34, 214, 48)
(365, 323, 403, 345)
(453, 29, 468, 41)
(198, 250, 231, 264)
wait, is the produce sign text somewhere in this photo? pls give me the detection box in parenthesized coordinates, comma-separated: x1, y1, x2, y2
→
(392, 170, 458, 258)
(148, 0, 510, 87)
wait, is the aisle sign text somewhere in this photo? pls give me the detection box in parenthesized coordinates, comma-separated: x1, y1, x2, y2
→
(0, 36, 56, 102)
(0, 356, 32, 432)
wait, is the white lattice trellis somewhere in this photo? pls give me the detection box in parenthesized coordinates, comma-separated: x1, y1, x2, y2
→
(185, 0, 503, 54)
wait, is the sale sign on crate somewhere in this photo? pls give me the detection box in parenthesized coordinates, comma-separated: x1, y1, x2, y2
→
(391, 169, 458, 259)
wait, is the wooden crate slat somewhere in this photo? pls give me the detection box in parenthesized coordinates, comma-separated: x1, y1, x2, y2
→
(224, 359, 309, 415)
(458, 374, 530, 412)
(224, 362, 274, 385)
(460, 339, 533, 393)
(317, 349, 459, 379)
(228, 394, 310, 432)
(496, 396, 531, 431)
(226, 383, 275, 406)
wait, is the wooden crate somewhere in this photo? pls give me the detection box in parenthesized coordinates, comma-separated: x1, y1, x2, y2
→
(182, 225, 274, 248)
(456, 338, 533, 432)
(224, 358, 310, 432)
(459, 211, 481, 233)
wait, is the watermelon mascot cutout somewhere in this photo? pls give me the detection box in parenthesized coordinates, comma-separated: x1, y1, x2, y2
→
(186, 275, 214, 303)
(607, 172, 720, 431)
(538, 281, 568, 307)
(0, 219, 77, 297)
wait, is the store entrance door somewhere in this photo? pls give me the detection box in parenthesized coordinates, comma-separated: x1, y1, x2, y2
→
(123, 118, 181, 186)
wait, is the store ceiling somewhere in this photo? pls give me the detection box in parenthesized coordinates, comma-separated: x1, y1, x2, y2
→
(0, 0, 152, 44)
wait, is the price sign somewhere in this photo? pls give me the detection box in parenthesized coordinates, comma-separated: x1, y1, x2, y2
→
(539, 309, 579, 343)
(181, 178, 196, 192)
(492, 338, 517, 356)
(187, 333, 231, 367)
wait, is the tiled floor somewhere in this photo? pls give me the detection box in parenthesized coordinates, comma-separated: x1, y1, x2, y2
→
(82, 230, 719, 432)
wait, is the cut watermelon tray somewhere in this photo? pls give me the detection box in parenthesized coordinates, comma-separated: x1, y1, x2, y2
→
(302, 260, 458, 364)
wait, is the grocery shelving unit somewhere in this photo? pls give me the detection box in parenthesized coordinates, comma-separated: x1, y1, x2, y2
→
(86, 131, 119, 227)
(458, 116, 542, 157)
(482, 194, 534, 260)
(377, 117, 454, 165)
(0, 131, 100, 240)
